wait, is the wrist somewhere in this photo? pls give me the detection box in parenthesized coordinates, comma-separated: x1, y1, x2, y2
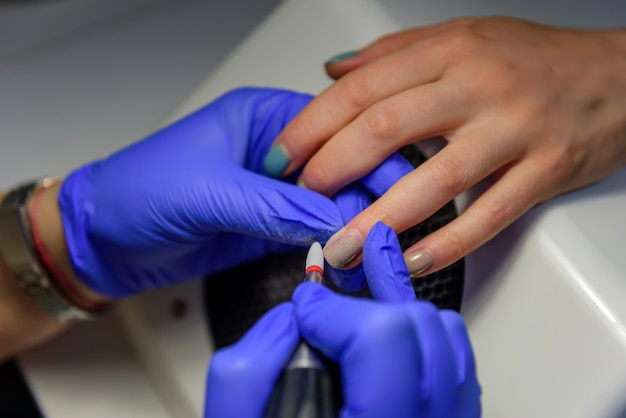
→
(0, 192, 66, 360)
(29, 181, 111, 306)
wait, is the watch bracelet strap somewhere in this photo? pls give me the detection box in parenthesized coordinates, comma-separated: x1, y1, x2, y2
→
(0, 179, 103, 321)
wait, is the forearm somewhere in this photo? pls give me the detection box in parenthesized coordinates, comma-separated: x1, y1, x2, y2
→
(0, 246, 65, 361)
(0, 184, 109, 361)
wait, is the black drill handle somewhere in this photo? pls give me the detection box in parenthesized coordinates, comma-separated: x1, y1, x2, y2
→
(264, 344, 341, 418)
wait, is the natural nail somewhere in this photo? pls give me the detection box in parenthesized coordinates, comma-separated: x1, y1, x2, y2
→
(323, 229, 363, 269)
(325, 50, 358, 64)
(263, 145, 289, 177)
(404, 250, 433, 277)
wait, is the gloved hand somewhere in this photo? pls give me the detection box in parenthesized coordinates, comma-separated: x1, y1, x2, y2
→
(59, 88, 411, 297)
(204, 221, 481, 418)
(205, 303, 300, 418)
(295, 222, 482, 418)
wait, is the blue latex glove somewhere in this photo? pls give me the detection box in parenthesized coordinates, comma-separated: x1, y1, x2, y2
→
(325, 151, 414, 292)
(204, 222, 481, 418)
(58, 87, 408, 297)
(295, 222, 482, 418)
(205, 303, 300, 418)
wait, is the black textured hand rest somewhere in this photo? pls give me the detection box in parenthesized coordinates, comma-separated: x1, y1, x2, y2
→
(204, 145, 464, 349)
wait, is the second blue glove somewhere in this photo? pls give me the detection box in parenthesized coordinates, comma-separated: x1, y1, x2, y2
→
(58, 88, 361, 297)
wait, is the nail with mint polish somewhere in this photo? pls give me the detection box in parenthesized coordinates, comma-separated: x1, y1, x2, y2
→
(325, 50, 358, 65)
(263, 145, 289, 177)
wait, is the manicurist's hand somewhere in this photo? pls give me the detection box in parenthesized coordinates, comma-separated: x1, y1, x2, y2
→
(58, 88, 410, 297)
(204, 222, 481, 418)
(265, 17, 626, 277)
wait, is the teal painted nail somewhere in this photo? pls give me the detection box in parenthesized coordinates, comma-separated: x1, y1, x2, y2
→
(326, 50, 358, 64)
(264, 145, 289, 177)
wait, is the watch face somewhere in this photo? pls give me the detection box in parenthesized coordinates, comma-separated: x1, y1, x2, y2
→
(204, 145, 465, 349)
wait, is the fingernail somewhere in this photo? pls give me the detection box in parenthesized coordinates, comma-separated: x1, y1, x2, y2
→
(323, 228, 363, 269)
(264, 145, 289, 177)
(404, 250, 433, 277)
(325, 50, 358, 64)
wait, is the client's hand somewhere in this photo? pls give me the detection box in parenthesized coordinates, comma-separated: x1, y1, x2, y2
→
(58, 88, 410, 297)
(204, 222, 481, 418)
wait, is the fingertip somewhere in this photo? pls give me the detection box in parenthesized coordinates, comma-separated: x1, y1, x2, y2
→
(403, 247, 434, 278)
(362, 221, 397, 266)
(326, 263, 367, 292)
(292, 282, 331, 307)
(363, 221, 416, 303)
(263, 144, 290, 177)
(325, 50, 359, 65)
(271, 301, 296, 318)
(324, 50, 360, 79)
(238, 302, 297, 347)
(323, 228, 364, 270)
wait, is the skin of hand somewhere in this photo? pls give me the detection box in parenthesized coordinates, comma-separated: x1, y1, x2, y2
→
(204, 222, 481, 418)
(58, 87, 411, 298)
(0, 240, 65, 360)
(264, 16, 626, 277)
(0, 185, 106, 360)
(0, 88, 411, 356)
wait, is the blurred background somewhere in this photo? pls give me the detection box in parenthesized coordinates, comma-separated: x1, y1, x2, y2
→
(0, 0, 280, 188)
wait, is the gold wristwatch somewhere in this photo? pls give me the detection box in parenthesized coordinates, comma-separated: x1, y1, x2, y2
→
(0, 179, 94, 321)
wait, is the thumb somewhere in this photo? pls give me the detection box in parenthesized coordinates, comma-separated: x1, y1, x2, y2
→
(213, 170, 345, 246)
(363, 222, 417, 303)
(205, 303, 299, 418)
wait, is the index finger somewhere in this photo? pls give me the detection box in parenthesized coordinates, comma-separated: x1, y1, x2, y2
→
(264, 43, 446, 178)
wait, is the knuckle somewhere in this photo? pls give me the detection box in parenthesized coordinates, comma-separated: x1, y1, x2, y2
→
(449, 16, 477, 26)
(363, 103, 401, 145)
(479, 198, 515, 232)
(436, 26, 482, 59)
(439, 227, 470, 263)
(428, 156, 471, 197)
(340, 72, 375, 110)
(545, 145, 576, 176)
(302, 161, 339, 193)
